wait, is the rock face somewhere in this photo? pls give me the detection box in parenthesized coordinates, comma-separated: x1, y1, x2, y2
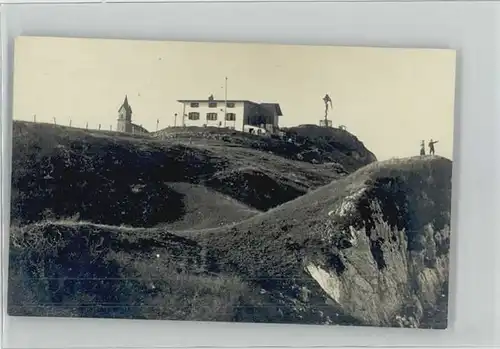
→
(283, 124, 378, 171)
(201, 156, 452, 328)
(308, 157, 451, 328)
(8, 121, 451, 329)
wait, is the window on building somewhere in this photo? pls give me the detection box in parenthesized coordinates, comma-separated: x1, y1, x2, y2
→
(188, 112, 200, 120)
(190, 102, 199, 108)
(208, 102, 218, 108)
(206, 113, 218, 121)
(226, 113, 236, 121)
(226, 102, 235, 108)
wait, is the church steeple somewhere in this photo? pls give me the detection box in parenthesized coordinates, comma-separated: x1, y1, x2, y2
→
(118, 94, 132, 119)
(117, 95, 133, 132)
(123, 95, 129, 108)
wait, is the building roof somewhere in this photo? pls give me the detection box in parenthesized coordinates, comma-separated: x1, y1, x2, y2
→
(131, 122, 149, 133)
(118, 95, 133, 114)
(177, 99, 258, 104)
(259, 103, 283, 116)
(177, 99, 283, 116)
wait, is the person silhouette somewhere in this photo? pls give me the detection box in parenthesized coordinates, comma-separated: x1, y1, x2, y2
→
(420, 140, 426, 156)
(428, 139, 439, 155)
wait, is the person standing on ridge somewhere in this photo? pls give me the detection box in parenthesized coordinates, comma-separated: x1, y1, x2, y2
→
(420, 140, 426, 156)
(428, 139, 439, 155)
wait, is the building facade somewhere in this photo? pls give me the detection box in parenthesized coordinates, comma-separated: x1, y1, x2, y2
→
(116, 95, 149, 134)
(177, 97, 282, 134)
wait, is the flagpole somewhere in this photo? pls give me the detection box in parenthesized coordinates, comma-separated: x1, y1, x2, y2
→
(224, 77, 228, 128)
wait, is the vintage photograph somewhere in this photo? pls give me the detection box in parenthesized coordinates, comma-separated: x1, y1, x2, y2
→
(8, 36, 456, 329)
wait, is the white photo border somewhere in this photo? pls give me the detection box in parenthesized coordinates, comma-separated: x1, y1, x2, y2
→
(1, 1, 499, 348)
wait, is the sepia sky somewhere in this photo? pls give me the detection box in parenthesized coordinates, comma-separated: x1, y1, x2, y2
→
(13, 36, 456, 161)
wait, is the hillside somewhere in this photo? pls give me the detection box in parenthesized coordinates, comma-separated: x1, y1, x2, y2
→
(154, 124, 376, 172)
(200, 155, 452, 328)
(160, 182, 260, 230)
(283, 124, 377, 170)
(11, 121, 360, 227)
(9, 221, 277, 322)
(8, 119, 452, 330)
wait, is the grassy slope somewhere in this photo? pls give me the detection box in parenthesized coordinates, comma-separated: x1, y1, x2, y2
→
(8, 221, 279, 322)
(199, 155, 452, 328)
(9, 120, 377, 323)
(11, 121, 352, 228)
(161, 182, 261, 230)
(200, 155, 452, 278)
(9, 149, 452, 327)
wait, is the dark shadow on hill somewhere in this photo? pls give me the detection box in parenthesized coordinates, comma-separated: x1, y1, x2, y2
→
(204, 168, 306, 211)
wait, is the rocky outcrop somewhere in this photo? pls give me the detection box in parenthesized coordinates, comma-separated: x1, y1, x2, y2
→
(155, 124, 376, 170)
(203, 156, 452, 328)
(307, 157, 451, 328)
(305, 218, 449, 328)
(283, 124, 378, 170)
